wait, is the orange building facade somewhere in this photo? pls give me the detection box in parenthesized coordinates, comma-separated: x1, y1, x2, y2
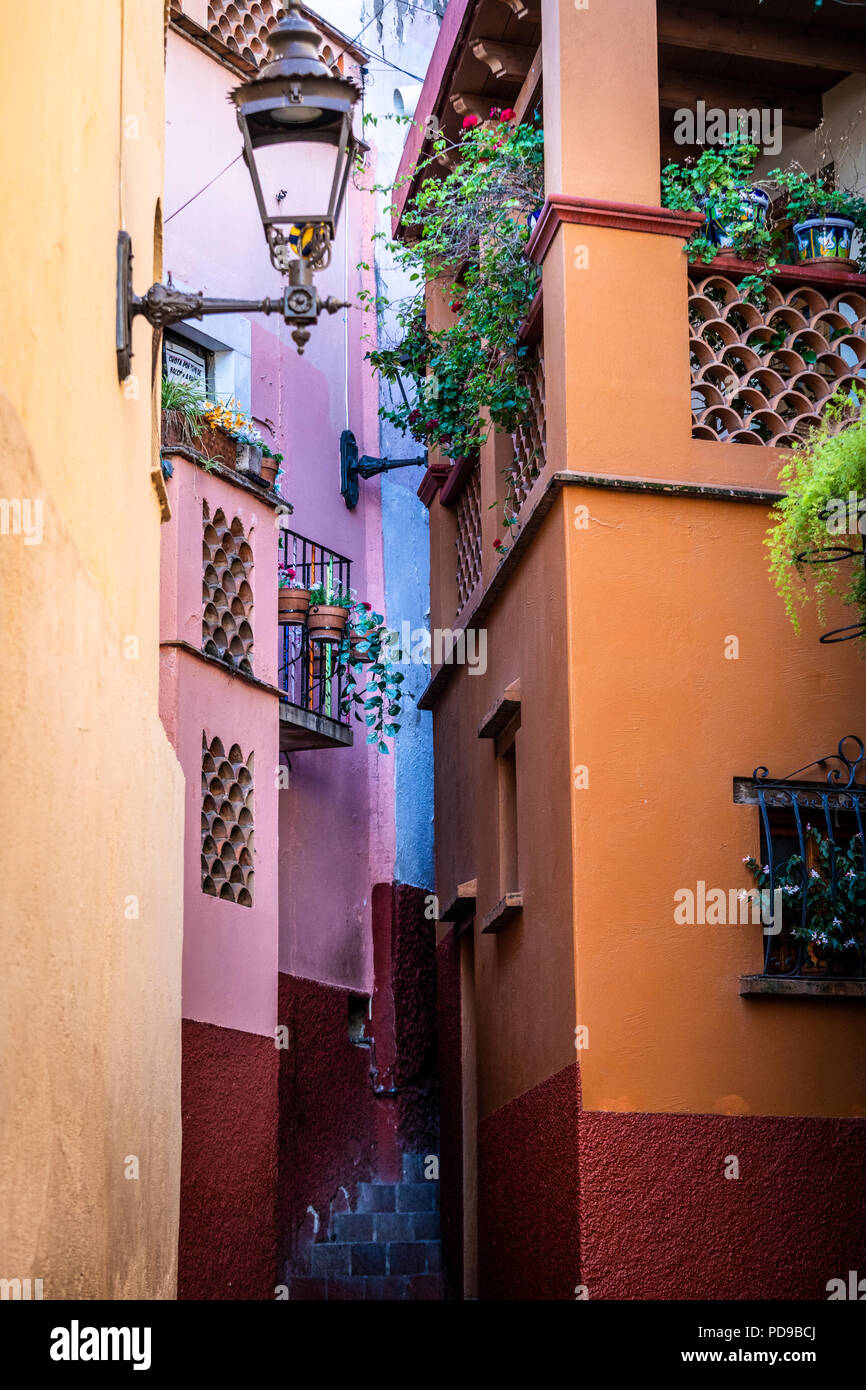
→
(401, 0, 866, 1299)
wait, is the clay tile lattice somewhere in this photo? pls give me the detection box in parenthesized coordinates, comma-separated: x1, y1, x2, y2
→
(512, 347, 546, 509)
(689, 272, 866, 446)
(201, 734, 255, 907)
(455, 459, 483, 613)
(207, 2, 345, 71)
(202, 501, 254, 674)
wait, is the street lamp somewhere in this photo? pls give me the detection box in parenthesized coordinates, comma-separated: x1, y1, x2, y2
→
(116, 0, 359, 376)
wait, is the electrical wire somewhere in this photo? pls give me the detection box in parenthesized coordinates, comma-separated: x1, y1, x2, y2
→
(165, 153, 244, 223)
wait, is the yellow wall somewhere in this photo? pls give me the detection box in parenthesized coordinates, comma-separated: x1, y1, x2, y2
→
(0, 1, 184, 1297)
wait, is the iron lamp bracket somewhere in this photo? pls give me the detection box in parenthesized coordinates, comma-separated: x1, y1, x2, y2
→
(116, 231, 347, 378)
(340, 429, 425, 509)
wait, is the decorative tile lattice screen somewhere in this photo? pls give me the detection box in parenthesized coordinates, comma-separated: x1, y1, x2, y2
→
(690, 272, 866, 445)
(202, 501, 254, 675)
(512, 349, 546, 510)
(455, 460, 483, 612)
(201, 735, 255, 907)
(207, 2, 345, 69)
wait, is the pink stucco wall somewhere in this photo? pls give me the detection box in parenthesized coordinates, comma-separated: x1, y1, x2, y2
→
(164, 26, 394, 1009)
(160, 460, 280, 1038)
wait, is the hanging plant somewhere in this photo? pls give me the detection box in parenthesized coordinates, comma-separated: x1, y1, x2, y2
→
(361, 109, 544, 525)
(765, 389, 866, 644)
(338, 603, 406, 754)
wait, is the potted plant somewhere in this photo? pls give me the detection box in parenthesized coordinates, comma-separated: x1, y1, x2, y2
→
(307, 581, 353, 643)
(339, 603, 406, 753)
(259, 445, 282, 487)
(161, 376, 207, 447)
(765, 389, 866, 645)
(767, 166, 866, 269)
(744, 827, 866, 965)
(661, 136, 777, 299)
(277, 565, 311, 625)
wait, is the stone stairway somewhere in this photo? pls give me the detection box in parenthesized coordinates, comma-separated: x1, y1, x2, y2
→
(289, 1155, 443, 1300)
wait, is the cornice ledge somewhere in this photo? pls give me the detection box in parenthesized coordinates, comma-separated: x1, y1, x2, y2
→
(528, 196, 705, 264)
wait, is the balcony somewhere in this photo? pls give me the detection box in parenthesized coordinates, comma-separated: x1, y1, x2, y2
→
(277, 529, 353, 752)
(690, 264, 866, 446)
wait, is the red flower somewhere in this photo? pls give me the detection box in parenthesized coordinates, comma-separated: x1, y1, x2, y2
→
(449, 300, 462, 313)
(462, 114, 480, 129)
(427, 418, 440, 429)
(409, 409, 420, 423)
(363, 602, 372, 611)
(500, 108, 516, 121)
(493, 538, 502, 549)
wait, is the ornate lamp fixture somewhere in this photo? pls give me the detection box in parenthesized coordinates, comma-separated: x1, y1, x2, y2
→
(116, 0, 359, 376)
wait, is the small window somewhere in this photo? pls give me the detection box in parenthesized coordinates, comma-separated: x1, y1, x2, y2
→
(163, 331, 214, 398)
(348, 994, 370, 1045)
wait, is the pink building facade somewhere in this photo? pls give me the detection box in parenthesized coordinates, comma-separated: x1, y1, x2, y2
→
(161, 1, 440, 1298)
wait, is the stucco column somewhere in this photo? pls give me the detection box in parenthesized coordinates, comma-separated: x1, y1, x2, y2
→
(541, 0, 660, 205)
(537, 0, 698, 477)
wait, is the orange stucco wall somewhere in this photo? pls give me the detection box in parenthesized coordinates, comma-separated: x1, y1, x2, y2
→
(0, 1, 185, 1297)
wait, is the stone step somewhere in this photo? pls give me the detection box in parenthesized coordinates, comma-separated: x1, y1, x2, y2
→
(355, 1179, 439, 1215)
(330, 1209, 440, 1243)
(311, 1238, 442, 1279)
(289, 1273, 444, 1301)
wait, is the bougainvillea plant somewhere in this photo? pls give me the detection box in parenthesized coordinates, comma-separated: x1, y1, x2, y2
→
(360, 108, 544, 551)
(744, 826, 866, 955)
(338, 602, 406, 754)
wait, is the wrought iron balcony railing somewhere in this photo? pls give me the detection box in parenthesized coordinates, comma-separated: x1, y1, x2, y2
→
(749, 736, 866, 981)
(278, 528, 351, 726)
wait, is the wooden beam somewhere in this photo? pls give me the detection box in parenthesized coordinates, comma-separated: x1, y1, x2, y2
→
(494, 0, 541, 20)
(470, 38, 534, 82)
(658, 3, 864, 74)
(449, 91, 493, 121)
(514, 43, 542, 124)
(658, 70, 822, 130)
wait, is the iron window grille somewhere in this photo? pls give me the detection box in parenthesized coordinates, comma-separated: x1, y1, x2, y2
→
(746, 736, 866, 980)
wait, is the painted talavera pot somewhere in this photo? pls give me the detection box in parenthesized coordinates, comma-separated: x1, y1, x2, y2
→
(792, 216, 856, 267)
(307, 604, 350, 643)
(705, 187, 771, 249)
(278, 586, 311, 625)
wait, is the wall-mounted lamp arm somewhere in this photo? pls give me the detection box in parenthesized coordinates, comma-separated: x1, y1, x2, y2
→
(116, 232, 348, 378)
(340, 429, 425, 509)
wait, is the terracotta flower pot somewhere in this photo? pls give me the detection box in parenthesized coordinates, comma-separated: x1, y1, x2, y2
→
(349, 632, 377, 664)
(259, 454, 280, 486)
(307, 604, 350, 643)
(278, 586, 311, 625)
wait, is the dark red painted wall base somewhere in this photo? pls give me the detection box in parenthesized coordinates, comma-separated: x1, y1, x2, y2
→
(178, 1019, 278, 1300)
(436, 929, 463, 1301)
(579, 1109, 866, 1300)
(478, 1063, 581, 1301)
(277, 973, 378, 1279)
(472, 1060, 866, 1300)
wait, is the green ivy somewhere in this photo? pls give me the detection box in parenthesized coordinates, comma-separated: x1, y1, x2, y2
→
(338, 604, 406, 754)
(362, 112, 544, 463)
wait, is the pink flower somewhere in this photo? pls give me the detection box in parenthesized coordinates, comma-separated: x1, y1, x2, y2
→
(488, 106, 502, 119)
(462, 115, 480, 129)
(500, 108, 516, 121)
